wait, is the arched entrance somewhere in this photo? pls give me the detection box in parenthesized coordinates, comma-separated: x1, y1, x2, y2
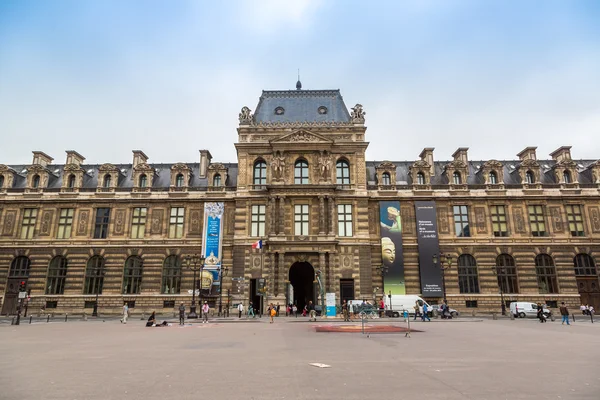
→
(289, 262, 315, 312)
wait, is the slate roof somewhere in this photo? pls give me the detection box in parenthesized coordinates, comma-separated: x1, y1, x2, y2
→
(365, 160, 599, 186)
(253, 89, 351, 123)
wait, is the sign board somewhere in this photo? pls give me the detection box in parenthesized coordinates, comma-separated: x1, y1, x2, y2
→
(379, 201, 405, 295)
(18, 291, 27, 299)
(256, 278, 266, 296)
(415, 201, 443, 296)
(325, 292, 336, 317)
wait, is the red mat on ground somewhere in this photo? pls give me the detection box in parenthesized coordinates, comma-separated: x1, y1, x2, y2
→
(315, 324, 422, 333)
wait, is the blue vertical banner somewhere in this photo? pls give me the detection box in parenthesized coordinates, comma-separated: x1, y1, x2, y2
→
(202, 202, 224, 288)
(379, 201, 405, 295)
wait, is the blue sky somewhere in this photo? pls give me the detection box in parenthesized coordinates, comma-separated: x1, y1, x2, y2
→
(1, 0, 599, 164)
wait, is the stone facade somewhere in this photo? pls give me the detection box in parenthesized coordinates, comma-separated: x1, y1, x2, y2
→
(1, 87, 599, 316)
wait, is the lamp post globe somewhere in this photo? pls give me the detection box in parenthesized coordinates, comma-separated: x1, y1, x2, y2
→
(185, 254, 205, 319)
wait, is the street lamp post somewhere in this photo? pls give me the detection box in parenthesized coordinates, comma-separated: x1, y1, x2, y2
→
(432, 253, 453, 303)
(185, 254, 206, 319)
(92, 291, 99, 317)
(492, 266, 507, 315)
(377, 265, 389, 314)
(218, 266, 229, 317)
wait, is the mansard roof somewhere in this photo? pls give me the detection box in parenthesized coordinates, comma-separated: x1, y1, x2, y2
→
(253, 89, 351, 124)
(366, 159, 598, 186)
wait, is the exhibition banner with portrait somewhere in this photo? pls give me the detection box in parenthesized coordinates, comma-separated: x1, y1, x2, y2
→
(414, 201, 443, 297)
(202, 202, 224, 290)
(379, 201, 405, 295)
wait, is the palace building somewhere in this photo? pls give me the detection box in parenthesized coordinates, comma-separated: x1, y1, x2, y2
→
(1, 83, 600, 316)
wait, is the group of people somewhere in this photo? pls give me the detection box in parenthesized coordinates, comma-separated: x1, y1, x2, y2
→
(413, 301, 431, 321)
(579, 304, 596, 316)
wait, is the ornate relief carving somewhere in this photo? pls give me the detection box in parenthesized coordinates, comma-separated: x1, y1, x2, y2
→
(113, 209, 126, 235)
(170, 163, 191, 188)
(589, 206, 600, 233)
(188, 208, 201, 235)
(317, 151, 332, 182)
(474, 207, 487, 234)
(225, 206, 234, 235)
(239, 106, 253, 124)
(513, 207, 526, 234)
(271, 151, 286, 181)
(549, 206, 564, 232)
(39, 210, 54, 236)
(151, 209, 164, 234)
(438, 207, 450, 233)
(288, 131, 323, 142)
(2, 210, 16, 236)
(77, 209, 90, 236)
(350, 103, 365, 123)
(401, 207, 413, 234)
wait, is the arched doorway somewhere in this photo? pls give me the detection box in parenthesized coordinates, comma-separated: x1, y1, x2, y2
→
(289, 262, 315, 312)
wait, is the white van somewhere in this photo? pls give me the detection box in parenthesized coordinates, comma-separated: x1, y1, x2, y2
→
(388, 295, 433, 318)
(510, 302, 551, 318)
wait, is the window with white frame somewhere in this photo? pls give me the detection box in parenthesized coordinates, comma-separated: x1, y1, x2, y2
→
(57, 208, 74, 239)
(294, 204, 309, 235)
(169, 207, 185, 238)
(337, 204, 353, 237)
(251, 204, 266, 237)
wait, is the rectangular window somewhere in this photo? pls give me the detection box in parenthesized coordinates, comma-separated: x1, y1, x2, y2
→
(453, 205, 470, 237)
(20, 208, 38, 239)
(566, 205, 585, 237)
(131, 207, 147, 239)
(465, 300, 478, 308)
(169, 207, 185, 238)
(57, 208, 74, 239)
(251, 205, 266, 237)
(490, 205, 508, 237)
(294, 204, 309, 236)
(528, 205, 546, 237)
(93, 208, 111, 239)
(337, 204, 353, 237)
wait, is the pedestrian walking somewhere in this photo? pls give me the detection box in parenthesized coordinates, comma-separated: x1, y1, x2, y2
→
(178, 302, 186, 325)
(237, 302, 244, 319)
(559, 302, 570, 325)
(202, 301, 210, 323)
(269, 303, 276, 323)
(536, 303, 546, 323)
(413, 301, 420, 321)
(276, 303, 281, 317)
(292, 304, 298, 318)
(580, 303, 588, 315)
(342, 300, 350, 322)
(120, 303, 128, 324)
(379, 298, 385, 318)
(248, 302, 255, 318)
(308, 301, 316, 321)
(422, 303, 431, 321)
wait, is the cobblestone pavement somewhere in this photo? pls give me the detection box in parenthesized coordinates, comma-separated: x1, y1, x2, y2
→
(1, 317, 599, 400)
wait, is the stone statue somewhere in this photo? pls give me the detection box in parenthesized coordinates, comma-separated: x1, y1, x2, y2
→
(317, 151, 332, 180)
(271, 151, 286, 180)
(41, 174, 48, 188)
(239, 106, 253, 123)
(351, 104, 366, 123)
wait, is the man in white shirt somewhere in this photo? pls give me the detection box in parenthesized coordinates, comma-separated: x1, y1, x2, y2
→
(237, 303, 244, 319)
(202, 301, 210, 323)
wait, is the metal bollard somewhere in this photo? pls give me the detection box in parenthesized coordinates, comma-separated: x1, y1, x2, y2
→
(572, 314, 576, 323)
(492, 313, 497, 320)
(83, 313, 88, 321)
(29, 316, 32, 324)
(141, 313, 146, 321)
(510, 312, 515, 320)
(591, 313, 594, 324)
(65, 314, 68, 322)
(11, 317, 15, 325)
(47, 314, 50, 323)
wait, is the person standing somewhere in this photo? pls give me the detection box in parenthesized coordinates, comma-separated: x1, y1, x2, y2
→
(248, 301, 255, 318)
(202, 301, 210, 323)
(237, 302, 244, 319)
(276, 303, 281, 317)
(342, 300, 349, 322)
(379, 298, 385, 318)
(120, 303, 128, 324)
(292, 304, 298, 318)
(308, 301, 316, 321)
(269, 303, 276, 323)
(413, 301, 420, 321)
(580, 303, 588, 315)
(422, 303, 431, 322)
(536, 303, 546, 323)
(178, 302, 186, 325)
(559, 302, 570, 325)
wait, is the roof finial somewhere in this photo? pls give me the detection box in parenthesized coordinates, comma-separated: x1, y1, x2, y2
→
(296, 69, 302, 90)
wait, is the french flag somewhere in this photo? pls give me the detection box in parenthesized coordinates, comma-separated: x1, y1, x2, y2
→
(252, 240, 263, 249)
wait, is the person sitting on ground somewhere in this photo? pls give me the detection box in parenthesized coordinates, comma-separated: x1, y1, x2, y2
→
(146, 311, 169, 327)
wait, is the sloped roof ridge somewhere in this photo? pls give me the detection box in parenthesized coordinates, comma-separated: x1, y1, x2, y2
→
(261, 89, 340, 97)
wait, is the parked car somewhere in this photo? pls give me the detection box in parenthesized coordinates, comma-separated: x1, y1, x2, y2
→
(429, 304, 459, 318)
(509, 302, 551, 319)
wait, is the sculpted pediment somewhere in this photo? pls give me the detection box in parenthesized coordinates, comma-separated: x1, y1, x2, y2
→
(270, 130, 332, 144)
(377, 161, 396, 170)
(208, 163, 227, 171)
(519, 158, 539, 168)
(554, 159, 576, 169)
(63, 163, 84, 172)
(483, 160, 503, 169)
(0, 164, 13, 173)
(411, 159, 430, 169)
(445, 160, 467, 170)
(99, 163, 120, 173)
(171, 163, 191, 172)
(133, 163, 154, 172)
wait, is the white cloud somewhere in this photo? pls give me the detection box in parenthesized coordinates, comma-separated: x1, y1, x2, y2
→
(235, 0, 324, 34)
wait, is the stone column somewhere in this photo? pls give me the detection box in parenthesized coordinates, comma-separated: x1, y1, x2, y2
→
(278, 252, 286, 298)
(319, 196, 325, 234)
(269, 197, 276, 235)
(279, 196, 286, 236)
(328, 196, 336, 235)
(270, 252, 276, 295)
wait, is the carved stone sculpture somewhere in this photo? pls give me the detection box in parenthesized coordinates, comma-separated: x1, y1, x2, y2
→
(271, 151, 286, 180)
(351, 104, 366, 123)
(317, 151, 332, 181)
(239, 106, 253, 123)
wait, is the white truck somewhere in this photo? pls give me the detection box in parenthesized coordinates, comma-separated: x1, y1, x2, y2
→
(387, 295, 433, 318)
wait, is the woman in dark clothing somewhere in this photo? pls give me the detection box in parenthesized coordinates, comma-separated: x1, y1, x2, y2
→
(146, 311, 168, 327)
(537, 303, 546, 323)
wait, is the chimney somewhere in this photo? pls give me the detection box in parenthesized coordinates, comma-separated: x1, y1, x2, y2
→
(517, 147, 537, 162)
(132, 150, 149, 168)
(452, 147, 469, 165)
(199, 150, 212, 178)
(66, 150, 85, 166)
(550, 146, 572, 162)
(32, 151, 53, 167)
(419, 147, 435, 176)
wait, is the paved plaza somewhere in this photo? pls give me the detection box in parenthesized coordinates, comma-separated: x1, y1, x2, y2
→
(1, 316, 599, 400)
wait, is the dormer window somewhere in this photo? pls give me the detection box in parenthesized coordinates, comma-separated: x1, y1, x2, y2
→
(176, 174, 184, 187)
(139, 174, 147, 188)
(67, 174, 76, 188)
(563, 170, 571, 184)
(381, 172, 391, 186)
(525, 170, 534, 184)
(213, 174, 222, 187)
(32, 174, 40, 188)
(103, 174, 112, 188)
(416, 172, 425, 185)
(489, 171, 498, 184)
(274, 107, 285, 115)
(452, 171, 462, 185)
(318, 106, 328, 115)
